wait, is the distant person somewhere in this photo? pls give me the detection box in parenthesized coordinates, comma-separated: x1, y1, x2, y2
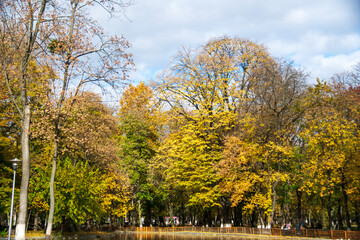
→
(299, 218, 306, 229)
(283, 223, 291, 230)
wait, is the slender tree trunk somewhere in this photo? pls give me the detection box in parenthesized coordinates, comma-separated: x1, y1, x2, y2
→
(207, 209, 212, 227)
(327, 194, 333, 230)
(234, 204, 243, 226)
(138, 199, 142, 227)
(250, 209, 257, 227)
(15, 105, 31, 240)
(296, 189, 303, 220)
(169, 203, 173, 227)
(270, 174, 280, 226)
(321, 198, 326, 229)
(223, 198, 232, 226)
(258, 210, 265, 228)
(34, 211, 39, 231)
(337, 203, 343, 229)
(341, 171, 351, 230)
(45, 2, 77, 236)
(26, 210, 31, 232)
(45, 139, 58, 240)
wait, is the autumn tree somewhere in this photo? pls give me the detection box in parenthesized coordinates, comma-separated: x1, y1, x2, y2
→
(250, 59, 308, 226)
(0, 78, 21, 220)
(299, 66, 360, 230)
(154, 36, 273, 225)
(156, 121, 223, 225)
(218, 135, 272, 227)
(27, 1, 133, 238)
(0, 1, 49, 238)
(217, 58, 308, 227)
(117, 82, 161, 227)
(155, 36, 270, 119)
(0, 87, 21, 225)
(29, 91, 131, 230)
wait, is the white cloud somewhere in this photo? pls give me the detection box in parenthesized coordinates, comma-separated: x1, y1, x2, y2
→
(92, 0, 360, 85)
(306, 50, 360, 82)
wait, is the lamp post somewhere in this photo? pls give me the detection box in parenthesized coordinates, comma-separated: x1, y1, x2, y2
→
(8, 158, 21, 240)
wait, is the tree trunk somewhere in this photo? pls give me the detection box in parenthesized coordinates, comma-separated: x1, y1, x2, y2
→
(327, 194, 333, 230)
(169, 203, 173, 227)
(321, 198, 326, 229)
(26, 210, 31, 232)
(138, 199, 142, 227)
(341, 171, 351, 230)
(250, 209, 257, 227)
(270, 174, 280, 226)
(296, 189, 303, 220)
(337, 203, 343, 229)
(206, 209, 212, 227)
(223, 198, 232, 226)
(34, 211, 39, 231)
(258, 210, 265, 228)
(45, 139, 58, 240)
(15, 105, 31, 240)
(234, 205, 243, 226)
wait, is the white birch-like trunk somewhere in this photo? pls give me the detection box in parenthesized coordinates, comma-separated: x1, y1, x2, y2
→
(45, 140, 58, 240)
(15, 105, 31, 240)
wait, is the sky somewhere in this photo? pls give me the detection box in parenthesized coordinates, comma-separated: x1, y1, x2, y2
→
(92, 0, 360, 86)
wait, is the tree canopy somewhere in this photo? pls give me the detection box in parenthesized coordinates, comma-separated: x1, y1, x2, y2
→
(1, 31, 360, 237)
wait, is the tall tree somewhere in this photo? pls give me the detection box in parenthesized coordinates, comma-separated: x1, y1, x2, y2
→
(29, 91, 131, 231)
(118, 82, 160, 227)
(37, 1, 133, 238)
(154, 36, 272, 225)
(251, 59, 308, 226)
(0, 1, 49, 238)
(300, 79, 360, 230)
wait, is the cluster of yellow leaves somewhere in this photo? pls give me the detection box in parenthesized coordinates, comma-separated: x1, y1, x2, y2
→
(101, 173, 131, 218)
(219, 136, 285, 216)
(157, 121, 222, 209)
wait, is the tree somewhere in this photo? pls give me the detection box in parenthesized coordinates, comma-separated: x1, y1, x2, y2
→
(28, 90, 131, 231)
(157, 121, 222, 220)
(218, 135, 272, 227)
(117, 82, 160, 226)
(154, 36, 273, 225)
(250, 59, 308, 226)
(101, 173, 130, 228)
(300, 79, 360, 230)
(0, 81, 21, 222)
(32, 1, 133, 238)
(155, 36, 270, 120)
(0, 1, 49, 238)
(54, 158, 104, 230)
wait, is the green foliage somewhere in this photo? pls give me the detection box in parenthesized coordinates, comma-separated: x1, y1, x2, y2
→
(0, 164, 15, 215)
(117, 82, 163, 224)
(28, 165, 50, 214)
(0, 228, 7, 237)
(54, 158, 104, 224)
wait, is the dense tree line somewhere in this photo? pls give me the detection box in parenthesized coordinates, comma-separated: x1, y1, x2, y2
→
(143, 37, 359, 230)
(119, 37, 360, 230)
(1, 5, 359, 239)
